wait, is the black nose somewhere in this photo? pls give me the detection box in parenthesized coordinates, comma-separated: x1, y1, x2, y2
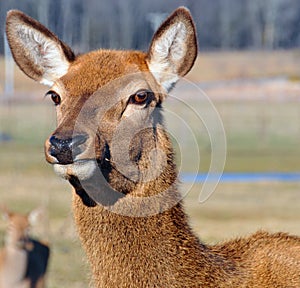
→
(49, 134, 88, 164)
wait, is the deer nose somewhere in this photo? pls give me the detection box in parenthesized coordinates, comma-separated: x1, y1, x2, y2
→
(49, 134, 88, 164)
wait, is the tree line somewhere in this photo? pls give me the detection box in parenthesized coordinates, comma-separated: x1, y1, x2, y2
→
(1, 0, 300, 55)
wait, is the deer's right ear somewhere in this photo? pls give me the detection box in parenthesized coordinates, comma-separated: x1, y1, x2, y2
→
(6, 10, 75, 86)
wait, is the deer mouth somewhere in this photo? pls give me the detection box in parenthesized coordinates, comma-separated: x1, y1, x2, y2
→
(53, 160, 97, 181)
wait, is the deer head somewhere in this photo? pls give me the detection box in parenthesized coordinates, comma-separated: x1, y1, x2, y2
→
(6, 8, 197, 209)
(1, 206, 41, 247)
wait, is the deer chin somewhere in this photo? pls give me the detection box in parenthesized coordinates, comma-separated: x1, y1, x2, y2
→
(53, 160, 97, 181)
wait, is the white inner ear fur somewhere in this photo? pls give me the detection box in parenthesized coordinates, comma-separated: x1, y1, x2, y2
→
(28, 208, 43, 226)
(16, 24, 70, 86)
(148, 22, 187, 92)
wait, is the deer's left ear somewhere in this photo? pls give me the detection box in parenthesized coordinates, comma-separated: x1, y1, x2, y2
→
(147, 7, 198, 92)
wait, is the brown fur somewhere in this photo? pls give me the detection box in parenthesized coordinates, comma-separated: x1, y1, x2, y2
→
(6, 7, 300, 288)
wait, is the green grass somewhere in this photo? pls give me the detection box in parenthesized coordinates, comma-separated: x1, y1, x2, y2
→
(0, 102, 55, 144)
(165, 100, 300, 173)
(187, 49, 300, 82)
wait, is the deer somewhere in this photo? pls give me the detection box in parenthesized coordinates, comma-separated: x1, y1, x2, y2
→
(0, 207, 50, 288)
(5, 7, 300, 287)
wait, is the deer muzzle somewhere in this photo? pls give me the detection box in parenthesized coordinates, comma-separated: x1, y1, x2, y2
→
(47, 134, 88, 165)
(48, 134, 88, 165)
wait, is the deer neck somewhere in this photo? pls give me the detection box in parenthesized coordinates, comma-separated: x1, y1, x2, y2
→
(5, 237, 22, 252)
(70, 127, 205, 286)
(0, 247, 27, 287)
(72, 193, 205, 287)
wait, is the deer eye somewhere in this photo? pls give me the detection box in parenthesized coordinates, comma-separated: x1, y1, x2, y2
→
(131, 90, 153, 105)
(46, 90, 61, 106)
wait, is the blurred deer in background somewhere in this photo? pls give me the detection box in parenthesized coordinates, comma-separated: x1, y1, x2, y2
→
(0, 207, 50, 288)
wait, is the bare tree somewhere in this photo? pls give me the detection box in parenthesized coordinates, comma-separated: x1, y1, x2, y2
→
(220, 0, 231, 49)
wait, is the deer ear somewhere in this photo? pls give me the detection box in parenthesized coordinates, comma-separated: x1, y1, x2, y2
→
(28, 207, 45, 226)
(147, 7, 198, 92)
(0, 205, 12, 221)
(6, 10, 75, 87)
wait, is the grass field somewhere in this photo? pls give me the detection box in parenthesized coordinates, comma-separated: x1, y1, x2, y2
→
(187, 49, 300, 82)
(0, 50, 300, 287)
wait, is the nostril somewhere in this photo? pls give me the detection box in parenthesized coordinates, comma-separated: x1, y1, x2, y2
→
(48, 134, 88, 164)
(49, 135, 65, 149)
(49, 135, 73, 163)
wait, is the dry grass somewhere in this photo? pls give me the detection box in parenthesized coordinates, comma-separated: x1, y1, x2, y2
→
(1, 50, 300, 95)
(187, 49, 300, 82)
(184, 182, 300, 243)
